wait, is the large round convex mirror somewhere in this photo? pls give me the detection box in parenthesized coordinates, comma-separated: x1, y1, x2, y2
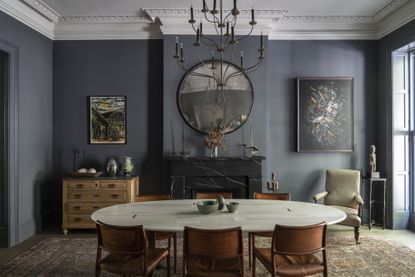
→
(178, 62, 253, 134)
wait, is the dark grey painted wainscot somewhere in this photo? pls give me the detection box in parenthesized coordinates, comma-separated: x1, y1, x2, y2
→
(167, 156, 265, 199)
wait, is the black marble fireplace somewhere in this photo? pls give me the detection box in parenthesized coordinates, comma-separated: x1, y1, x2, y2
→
(167, 156, 265, 199)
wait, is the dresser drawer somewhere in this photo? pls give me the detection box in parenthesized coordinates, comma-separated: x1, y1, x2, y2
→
(67, 214, 94, 224)
(66, 203, 118, 214)
(99, 180, 128, 189)
(66, 181, 96, 190)
(67, 190, 127, 201)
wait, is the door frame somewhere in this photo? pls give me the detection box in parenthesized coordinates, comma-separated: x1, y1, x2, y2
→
(0, 38, 19, 247)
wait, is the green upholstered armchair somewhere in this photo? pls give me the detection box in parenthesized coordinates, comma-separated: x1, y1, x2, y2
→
(312, 169, 364, 244)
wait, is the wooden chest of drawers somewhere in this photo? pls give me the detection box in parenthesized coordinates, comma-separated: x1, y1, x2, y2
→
(62, 176, 138, 234)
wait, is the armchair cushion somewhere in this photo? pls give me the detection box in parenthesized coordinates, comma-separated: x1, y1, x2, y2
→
(312, 191, 328, 202)
(354, 194, 364, 206)
(325, 169, 361, 209)
(329, 205, 361, 227)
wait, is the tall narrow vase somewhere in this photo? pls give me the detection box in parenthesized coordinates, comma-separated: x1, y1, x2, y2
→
(211, 146, 218, 158)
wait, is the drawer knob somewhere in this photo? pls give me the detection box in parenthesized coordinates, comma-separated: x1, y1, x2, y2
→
(74, 194, 81, 199)
(93, 206, 100, 210)
(74, 218, 81, 222)
(76, 184, 84, 188)
(93, 194, 99, 197)
(73, 206, 81, 211)
(111, 194, 119, 199)
(108, 184, 116, 188)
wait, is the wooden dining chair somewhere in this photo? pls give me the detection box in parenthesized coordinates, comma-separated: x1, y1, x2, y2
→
(195, 191, 233, 199)
(252, 222, 327, 277)
(95, 221, 170, 277)
(249, 192, 291, 268)
(134, 194, 177, 273)
(183, 226, 244, 276)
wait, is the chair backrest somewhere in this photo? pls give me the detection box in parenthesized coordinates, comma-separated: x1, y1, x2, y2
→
(183, 226, 244, 275)
(135, 194, 170, 202)
(272, 222, 326, 256)
(96, 221, 147, 255)
(325, 169, 360, 209)
(195, 191, 233, 199)
(253, 192, 291, 201)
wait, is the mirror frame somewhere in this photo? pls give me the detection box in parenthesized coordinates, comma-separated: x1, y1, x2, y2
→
(176, 61, 254, 135)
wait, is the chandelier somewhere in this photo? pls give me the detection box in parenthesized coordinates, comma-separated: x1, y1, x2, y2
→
(173, 0, 265, 87)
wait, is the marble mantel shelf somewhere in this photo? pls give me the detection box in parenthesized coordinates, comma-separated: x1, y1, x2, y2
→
(167, 156, 265, 199)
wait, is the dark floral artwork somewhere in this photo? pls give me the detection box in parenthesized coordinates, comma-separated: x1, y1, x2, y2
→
(89, 96, 126, 144)
(297, 78, 353, 152)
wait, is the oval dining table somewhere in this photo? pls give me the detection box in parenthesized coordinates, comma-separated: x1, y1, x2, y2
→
(91, 199, 346, 232)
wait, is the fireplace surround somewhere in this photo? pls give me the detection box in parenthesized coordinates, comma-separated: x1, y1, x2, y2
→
(167, 156, 265, 199)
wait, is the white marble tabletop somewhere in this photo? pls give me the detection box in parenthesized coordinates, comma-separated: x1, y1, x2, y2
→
(91, 199, 346, 232)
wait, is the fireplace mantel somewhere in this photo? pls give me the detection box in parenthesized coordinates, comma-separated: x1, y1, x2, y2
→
(166, 156, 265, 199)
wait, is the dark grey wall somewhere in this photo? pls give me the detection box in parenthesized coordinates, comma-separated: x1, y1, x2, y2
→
(53, 40, 164, 215)
(379, 19, 415, 229)
(0, 51, 6, 247)
(267, 40, 378, 201)
(0, 11, 53, 244)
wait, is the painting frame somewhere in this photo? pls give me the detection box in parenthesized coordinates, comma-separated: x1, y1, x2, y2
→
(88, 95, 127, 145)
(297, 77, 354, 153)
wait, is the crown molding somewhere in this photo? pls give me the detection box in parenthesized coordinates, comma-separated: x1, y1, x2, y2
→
(21, 0, 60, 23)
(0, 0, 414, 40)
(0, 0, 54, 39)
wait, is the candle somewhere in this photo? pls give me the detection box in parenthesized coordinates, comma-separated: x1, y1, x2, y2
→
(260, 30, 263, 49)
(200, 21, 203, 35)
(175, 36, 179, 57)
(180, 42, 184, 60)
(240, 51, 244, 68)
(226, 21, 229, 35)
(250, 118, 253, 146)
(196, 29, 200, 43)
(231, 26, 235, 41)
(202, 0, 207, 12)
(190, 5, 194, 22)
(211, 51, 215, 68)
(233, 0, 237, 12)
(251, 8, 255, 22)
(213, 0, 216, 11)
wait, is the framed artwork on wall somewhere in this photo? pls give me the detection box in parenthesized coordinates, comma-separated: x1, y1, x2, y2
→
(297, 77, 354, 152)
(88, 96, 126, 144)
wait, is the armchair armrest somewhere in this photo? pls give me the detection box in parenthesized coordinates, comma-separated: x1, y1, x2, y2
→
(312, 191, 328, 203)
(354, 194, 364, 206)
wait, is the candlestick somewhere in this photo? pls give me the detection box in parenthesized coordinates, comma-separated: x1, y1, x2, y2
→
(260, 31, 263, 49)
(202, 0, 207, 12)
(180, 42, 184, 61)
(196, 29, 200, 43)
(200, 22, 203, 35)
(231, 26, 235, 41)
(213, 0, 216, 12)
(251, 8, 254, 22)
(190, 5, 194, 21)
(175, 36, 179, 57)
(211, 51, 215, 69)
(240, 51, 244, 68)
(226, 21, 229, 35)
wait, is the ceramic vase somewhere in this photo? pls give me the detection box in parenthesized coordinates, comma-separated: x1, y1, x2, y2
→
(121, 156, 134, 176)
(106, 158, 118, 177)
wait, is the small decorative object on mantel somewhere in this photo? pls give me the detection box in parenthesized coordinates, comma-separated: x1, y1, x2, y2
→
(106, 158, 118, 177)
(368, 145, 380, 178)
(242, 118, 258, 157)
(204, 129, 225, 158)
(121, 156, 134, 176)
(267, 172, 279, 193)
(69, 168, 102, 178)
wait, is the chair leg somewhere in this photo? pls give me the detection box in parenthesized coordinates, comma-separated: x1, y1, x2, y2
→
(248, 233, 252, 269)
(252, 250, 256, 277)
(173, 233, 177, 274)
(354, 226, 360, 244)
(166, 251, 171, 277)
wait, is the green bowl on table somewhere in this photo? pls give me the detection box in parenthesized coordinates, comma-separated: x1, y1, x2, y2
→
(195, 200, 219, 214)
(226, 202, 239, 213)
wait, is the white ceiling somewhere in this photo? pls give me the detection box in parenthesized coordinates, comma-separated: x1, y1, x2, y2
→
(0, 0, 414, 40)
(41, 0, 393, 17)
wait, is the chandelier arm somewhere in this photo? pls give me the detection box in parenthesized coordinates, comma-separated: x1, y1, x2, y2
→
(235, 24, 254, 43)
(241, 59, 263, 73)
(223, 10, 234, 23)
(203, 12, 217, 24)
(196, 46, 208, 66)
(200, 36, 218, 48)
(222, 45, 235, 80)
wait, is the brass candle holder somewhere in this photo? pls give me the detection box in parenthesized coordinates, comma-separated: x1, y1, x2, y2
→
(266, 172, 279, 193)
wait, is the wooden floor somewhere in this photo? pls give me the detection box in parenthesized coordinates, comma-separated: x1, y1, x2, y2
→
(0, 224, 414, 266)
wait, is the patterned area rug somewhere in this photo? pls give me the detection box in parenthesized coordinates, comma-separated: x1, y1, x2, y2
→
(1, 236, 415, 276)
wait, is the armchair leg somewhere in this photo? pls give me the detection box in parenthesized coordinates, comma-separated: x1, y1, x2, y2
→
(354, 226, 360, 244)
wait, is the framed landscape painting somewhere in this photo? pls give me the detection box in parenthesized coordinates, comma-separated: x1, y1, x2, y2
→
(297, 78, 353, 152)
(88, 96, 126, 144)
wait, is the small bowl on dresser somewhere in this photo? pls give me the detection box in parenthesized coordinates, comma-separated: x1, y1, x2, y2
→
(226, 202, 239, 213)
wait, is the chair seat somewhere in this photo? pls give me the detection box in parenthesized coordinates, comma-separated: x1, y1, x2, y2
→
(155, 231, 175, 240)
(186, 257, 243, 277)
(329, 205, 361, 227)
(100, 248, 168, 275)
(254, 248, 324, 277)
(251, 231, 273, 237)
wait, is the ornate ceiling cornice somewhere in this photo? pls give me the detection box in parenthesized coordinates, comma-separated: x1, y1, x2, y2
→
(59, 15, 152, 24)
(21, 0, 60, 22)
(0, 0, 414, 40)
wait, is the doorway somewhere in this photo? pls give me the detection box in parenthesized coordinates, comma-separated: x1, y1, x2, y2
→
(0, 50, 8, 247)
